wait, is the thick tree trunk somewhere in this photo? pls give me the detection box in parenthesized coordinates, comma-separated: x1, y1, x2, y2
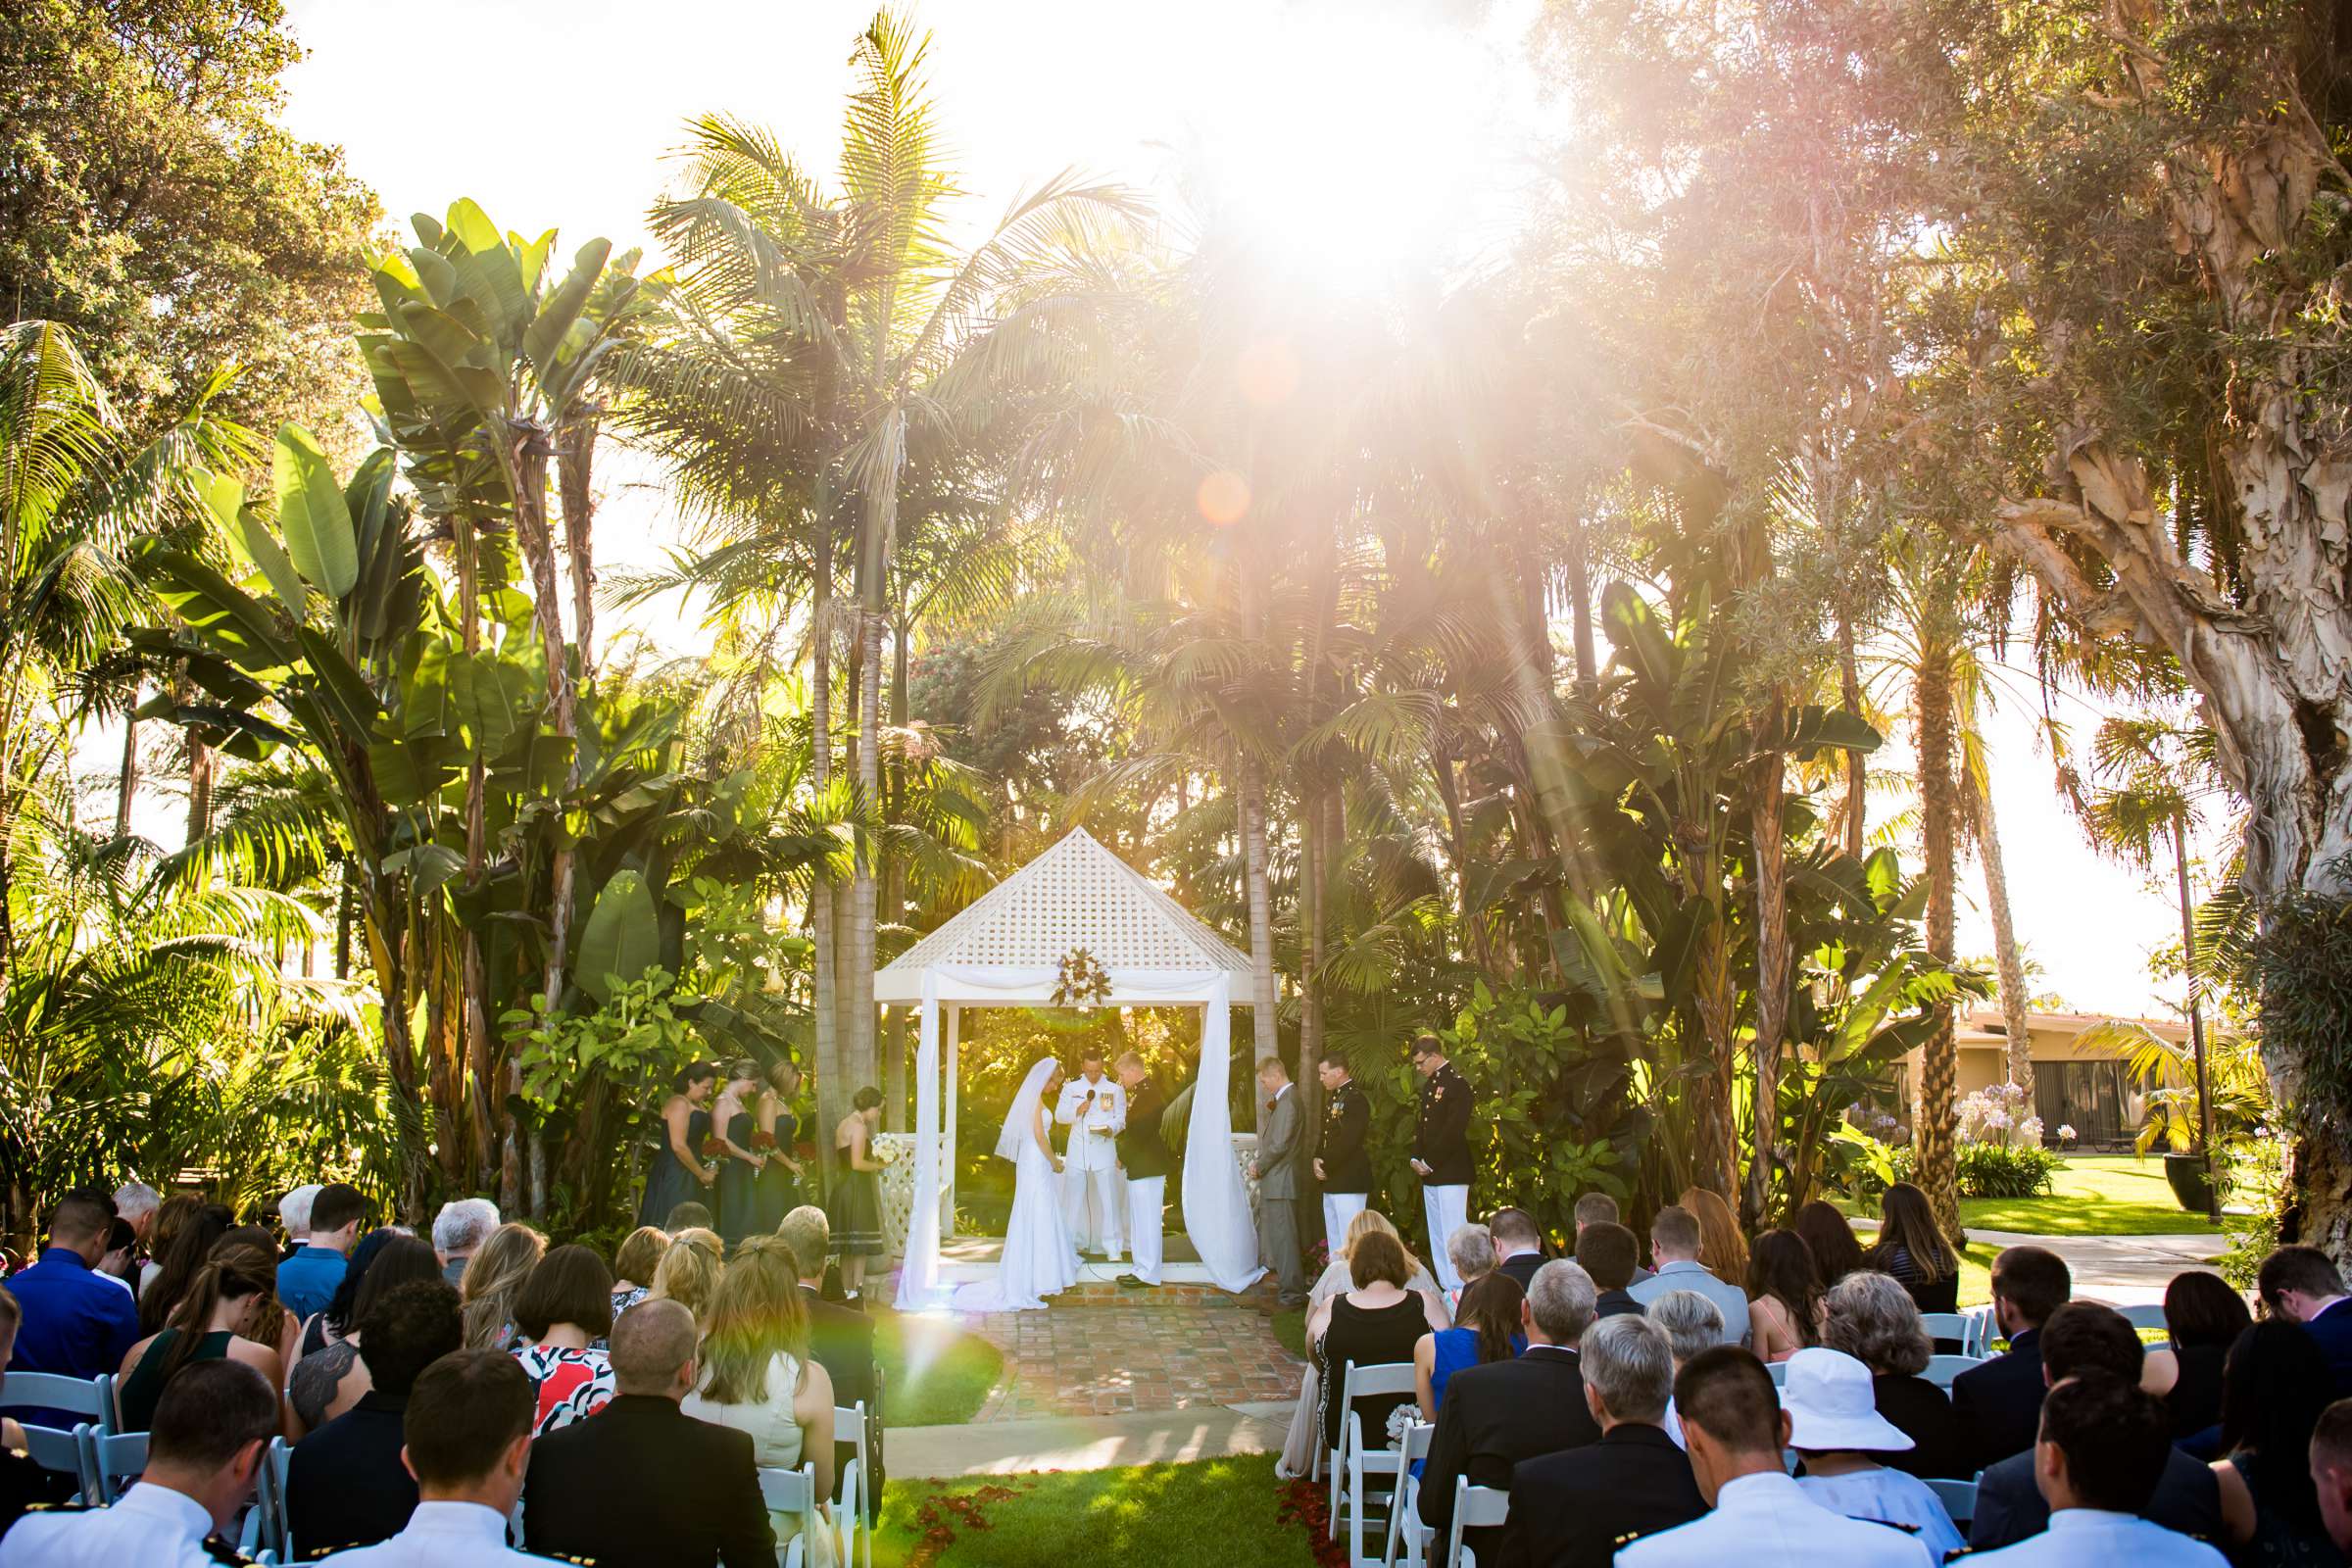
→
(1300, 785, 1327, 1085)
(1914, 650, 1962, 1241)
(1237, 758, 1279, 1121)
(850, 606, 882, 1097)
(115, 708, 137, 840)
(809, 529, 840, 1186)
(1838, 614, 1866, 858)
(1972, 780, 2034, 1097)
(1745, 728, 1789, 1227)
(1689, 924, 1740, 1199)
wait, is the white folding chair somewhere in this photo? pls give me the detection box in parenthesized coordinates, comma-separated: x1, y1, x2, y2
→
(1382, 1422, 1435, 1568)
(1960, 1307, 1997, 1358)
(1919, 1312, 1971, 1346)
(759, 1461, 821, 1568)
(1439, 1477, 1508, 1568)
(833, 1400, 870, 1568)
(1928, 1477, 1977, 1530)
(17, 1422, 89, 1498)
(2118, 1302, 2169, 1333)
(85, 1428, 148, 1503)
(1328, 1361, 1417, 1560)
(0, 1371, 112, 1432)
(1924, 1353, 1982, 1391)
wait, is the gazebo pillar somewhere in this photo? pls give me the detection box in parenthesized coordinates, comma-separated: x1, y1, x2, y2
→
(945, 1003, 960, 1240)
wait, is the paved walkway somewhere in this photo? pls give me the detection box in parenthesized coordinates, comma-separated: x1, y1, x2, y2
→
(953, 1286, 1304, 1421)
(1970, 1228, 2227, 1305)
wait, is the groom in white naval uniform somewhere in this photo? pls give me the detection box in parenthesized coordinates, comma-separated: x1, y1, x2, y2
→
(1056, 1046, 1127, 1258)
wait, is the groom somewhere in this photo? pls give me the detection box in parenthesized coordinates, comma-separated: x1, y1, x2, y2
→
(1113, 1053, 1171, 1288)
(1055, 1047, 1126, 1259)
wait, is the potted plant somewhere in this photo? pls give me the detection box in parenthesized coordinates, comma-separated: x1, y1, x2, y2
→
(2083, 1020, 2270, 1213)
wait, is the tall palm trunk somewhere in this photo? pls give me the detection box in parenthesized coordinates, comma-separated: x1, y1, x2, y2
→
(1238, 757, 1279, 1124)
(1838, 614, 1867, 858)
(1745, 721, 1790, 1226)
(809, 521, 840, 1185)
(1299, 784, 1327, 1089)
(1972, 779, 2033, 1096)
(114, 707, 138, 840)
(1915, 647, 1962, 1240)
(850, 605, 883, 1094)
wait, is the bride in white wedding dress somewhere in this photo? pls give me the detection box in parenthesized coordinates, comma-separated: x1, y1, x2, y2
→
(951, 1057, 1081, 1313)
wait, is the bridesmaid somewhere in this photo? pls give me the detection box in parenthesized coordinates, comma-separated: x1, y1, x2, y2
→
(752, 1057, 805, 1235)
(829, 1087, 886, 1301)
(639, 1062, 719, 1229)
(711, 1058, 766, 1250)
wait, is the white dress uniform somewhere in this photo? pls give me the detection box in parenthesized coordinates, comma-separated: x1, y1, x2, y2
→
(1962, 1507, 2230, 1567)
(1054, 1073, 1126, 1258)
(0, 1482, 231, 1568)
(310, 1499, 559, 1565)
(1615, 1471, 1939, 1568)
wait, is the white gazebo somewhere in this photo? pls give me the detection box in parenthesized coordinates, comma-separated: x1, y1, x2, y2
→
(878, 826, 1267, 1308)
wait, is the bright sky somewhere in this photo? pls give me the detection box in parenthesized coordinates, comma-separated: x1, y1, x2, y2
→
(261, 0, 2212, 1019)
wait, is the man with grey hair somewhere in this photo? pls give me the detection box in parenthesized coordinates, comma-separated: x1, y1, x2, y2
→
(430, 1198, 500, 1287)
(277, 1183, 322, 1259)
(1645, 1288, 1727, 1449)
(1499, 1316, 1705, 1567)
(1419, 1259, 1605, 1550)
(1627, 1203, 1748, 1347)
(524, 1298, 771, 1566)
(1445, 1222, 1495, 1310)
(113, 1182, 160, 1247)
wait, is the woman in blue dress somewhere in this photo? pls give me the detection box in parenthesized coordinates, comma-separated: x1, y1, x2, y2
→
(751, 1057, 805, 1234)
(639, 1062, 719, 1229)
(1411, 1270, 1526, 1471)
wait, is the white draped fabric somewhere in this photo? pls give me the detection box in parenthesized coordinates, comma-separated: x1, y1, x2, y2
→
(894, 964, 1264, 1308)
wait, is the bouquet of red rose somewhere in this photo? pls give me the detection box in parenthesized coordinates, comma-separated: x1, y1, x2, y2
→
(749, 1130, 777, 1153)
(701, 1135, 727, 1158)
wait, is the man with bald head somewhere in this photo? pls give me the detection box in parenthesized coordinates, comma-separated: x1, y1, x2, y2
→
(522, 1298, 772, 1566)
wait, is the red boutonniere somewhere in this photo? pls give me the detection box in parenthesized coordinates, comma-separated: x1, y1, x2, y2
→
(749, 1130, 777, 1152)
(701, 1135, 726, 1158)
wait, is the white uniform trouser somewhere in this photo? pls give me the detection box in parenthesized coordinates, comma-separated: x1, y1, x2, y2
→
(1423, 1183, 1471, 1291)
(1063, 1156, 1125, 1257)
(1322, 1191, 1367, 1260)
(1125, 1176, 1165, 1284)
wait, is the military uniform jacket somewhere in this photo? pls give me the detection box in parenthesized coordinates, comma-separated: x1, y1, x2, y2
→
(1318, 1079, 1372, 1194)
(1414, 1061, 1474, 1186)
(0, 1483, 243, 1568)
(1116, 1081, 1174, 1181)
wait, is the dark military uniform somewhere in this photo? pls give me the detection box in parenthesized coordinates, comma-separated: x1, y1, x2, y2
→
(1316, 1076, 1372, 1257)
(1415, 1056, 1476, 1289)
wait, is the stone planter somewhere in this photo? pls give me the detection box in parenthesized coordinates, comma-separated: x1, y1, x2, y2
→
(2164, 1151, 2215, 1213)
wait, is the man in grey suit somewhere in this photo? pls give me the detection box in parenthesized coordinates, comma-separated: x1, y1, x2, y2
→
(1250, 1056, 1310, 1307)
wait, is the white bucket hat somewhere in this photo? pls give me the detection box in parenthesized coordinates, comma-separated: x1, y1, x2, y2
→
(1780, 1347, 1916, 1452)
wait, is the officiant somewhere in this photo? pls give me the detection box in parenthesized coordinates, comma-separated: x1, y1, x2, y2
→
(1113, 1052, 1172, 1288)
(1055, 1046, 1127, 1259)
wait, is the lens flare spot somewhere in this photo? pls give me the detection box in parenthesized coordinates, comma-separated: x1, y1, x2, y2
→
(1236, 338, 1300, 406)
(1197, 469, 1251, 526)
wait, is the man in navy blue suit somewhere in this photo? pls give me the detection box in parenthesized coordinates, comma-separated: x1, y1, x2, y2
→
(2260, 1246, 2352, 1396)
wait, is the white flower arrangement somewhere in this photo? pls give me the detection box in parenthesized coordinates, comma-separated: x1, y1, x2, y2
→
(1956, 1082, 2046, 1149)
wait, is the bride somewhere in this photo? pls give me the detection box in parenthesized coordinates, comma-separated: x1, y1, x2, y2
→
(952, 1057, 1081, 1313)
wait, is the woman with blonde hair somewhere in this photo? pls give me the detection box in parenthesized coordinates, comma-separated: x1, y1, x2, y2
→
(1676, 1185, 1748, 1289)
(459, 1222, 546, 1351)
(683, 1235, 836, 1551)
(1275, 1208, 1450, 1477)
(651, 1226, 724, 1325)
(611, 1225, 670, 1318)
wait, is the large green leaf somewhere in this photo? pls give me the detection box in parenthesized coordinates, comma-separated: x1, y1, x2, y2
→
(238, 511, 309, 620)
(525, 237, 612, 393)
(576, 870, 660, 1004)
(272, 424, 359, 598)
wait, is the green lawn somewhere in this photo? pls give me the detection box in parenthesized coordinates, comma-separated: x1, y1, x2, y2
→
(876, 1311, 1004, 1427)
(872, 1455, 1316, 1567)
(1271, 1305, 1306, 1359)
(1838, 1154, 2215, 1240)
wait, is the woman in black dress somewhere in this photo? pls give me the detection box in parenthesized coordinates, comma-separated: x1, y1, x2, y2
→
(1310, 1228, 1448, 1455)
(752, 1057, 805, 1235)
(2148, 1268, 2253, 1441)
(829, 1086, 887, 1300)
(640, 1062, 719, 1230)
(712, 1058, 766, 1249)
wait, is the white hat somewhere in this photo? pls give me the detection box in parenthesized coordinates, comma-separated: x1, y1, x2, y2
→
(1780, 1348, 1915, 1452)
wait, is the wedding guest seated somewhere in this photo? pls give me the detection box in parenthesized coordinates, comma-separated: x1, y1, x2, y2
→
(2259, 1246, 2352, 1396)
(1577, 1221, 1646, 1319)
(309, 1350, 542, 1566)
(523, 1298, 773, 1568)
(663, 1200, 715, 1235)
(1969, 1300, 2222, 1548)
(287, 1279, 463, 1556)
(429, 1199, 498, 1289)
(1954, 1244, 2070, 1471)
(1572, 1194, 1651, 1284)
(1779, 1347, 1964, 1559)
(508, 1244, 615, 1437)
(1418, 1259, 1605, 1557)
(1445, 1222, 1495, 1312)
(1744, 1228, 1824, 1363)
(1645, 1288, 1723, 1448)
(1490, 1208, 1546, 1294)
(1628, 1205, 1748, 1348)
(115, 1250, 284, 1432)
(459, 1223, 545, 1351)
(1792, 1200, 1867, 1288)
(277, 1185, 322, 1262)
(211, 1231, 303, 1369)
(2142, 1270, 2249, 1441)
(778, 1205, 878, 1520)
(2310, 1397, 2352, 1556)
(1676, 1187, 1748, 1293)
(1415, 1271, 1525, 1425)
(651, 1226, 724, 1327)
(1615, 1348, 1936, 1567)
(0, 1358, 277, 1568)
(1817, 1269, 1969, 1481)
(138, 1202, 234, 1334)
(290, 1233, 441, 1436)
(1496, 1314, 1702, 1568)
(2211, 1319, 2339, 1564)
(1312, 1227, 1449, 1461)
(611, 1225, 670, 1317)
(2, 1194, 141, 1425)
(278, 1182, 367, 1321)
(1278, 1210, 1444, 1474)
(1308, 1209, 1448, 1321)
(1967, 1373, 2228, 1566)
(681, 1235, 836, 1547)
(1865, 1181, 1959, 1316)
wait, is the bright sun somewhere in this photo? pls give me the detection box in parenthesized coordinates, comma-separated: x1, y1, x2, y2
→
(1184, 9, 1526, 292)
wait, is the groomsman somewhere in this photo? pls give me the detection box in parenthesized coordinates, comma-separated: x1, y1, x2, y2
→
(1251, 1056, 1309, 1307)
(1113, 1054, 1171, 1288)
(1056, 1048, 1126, 1259)
(1314, 1050, 1371, 1258)
(1411, 1034, 1475, 1291)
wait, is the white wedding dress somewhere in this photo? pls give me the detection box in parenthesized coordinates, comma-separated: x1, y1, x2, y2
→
(952, 1059, 1080, 1313)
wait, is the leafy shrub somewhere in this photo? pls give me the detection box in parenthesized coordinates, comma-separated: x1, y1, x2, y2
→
(1952, 1140, 2062, 1199)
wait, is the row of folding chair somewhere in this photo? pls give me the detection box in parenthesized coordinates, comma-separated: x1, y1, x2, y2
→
(13, 1424, 148, 1505)
(1323, 1361, 1417, 1568)
(1380, 1455, 1506, 1568)
(1765, 1350, 1985, 1392)
(754, 1400, 871, 1568)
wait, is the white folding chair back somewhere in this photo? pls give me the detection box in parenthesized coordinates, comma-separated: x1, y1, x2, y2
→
(759, 1462, 820, 1568)
(0, 1372, 112, 1430)
(17, 1422, 87, 1496)
(1382, 1422, 1435, 1568)
(1960, 1307, 1997, 1358)
(1440, 1478, 1508, 1568)
(86, 1428, 148, 1502)
(1767, 1360, 1789, 1387)
(1919, 1312, 1971, 1345)
(1327, 1361, 1417, 1555)
(2118, 1302, 2169, 1333)
(1924, 1353, 1982, 1391)
(1928, 1477, 1978, 1529)
(833, 1400, 870, 1568)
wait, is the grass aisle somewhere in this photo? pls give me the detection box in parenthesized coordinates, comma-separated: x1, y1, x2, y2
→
(877, 1312, 1004, 1427)
(871, 1454, 1320, 1567)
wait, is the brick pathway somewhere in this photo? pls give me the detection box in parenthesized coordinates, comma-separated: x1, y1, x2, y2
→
(956, 1284, 1306, 1420)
